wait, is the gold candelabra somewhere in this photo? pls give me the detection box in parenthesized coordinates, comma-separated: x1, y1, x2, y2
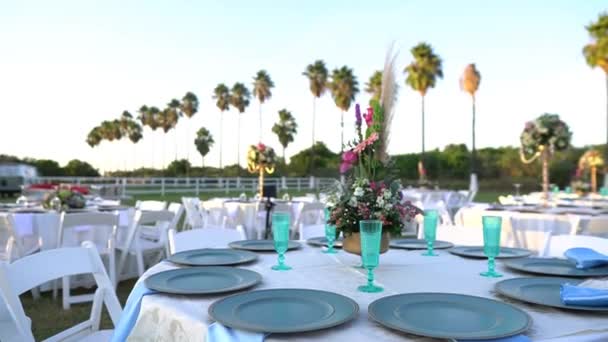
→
(248, 161, 275, 198)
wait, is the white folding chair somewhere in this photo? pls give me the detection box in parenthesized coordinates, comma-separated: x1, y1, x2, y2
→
(294, 202, 326, 239)
(510, 214, 572, 253)
(135, 200, 167, 211)
(0, 242, 122, 342)
(578, 215, 608, 237)
(542, 235, 608, 258)
(0, 214, 40, 263)
(116, 210, 175, 278)
(167, 202, 184, 232)
(57, 211, 119, 309)
(167, 226, 247, 254)
(181, 197, 204, 229)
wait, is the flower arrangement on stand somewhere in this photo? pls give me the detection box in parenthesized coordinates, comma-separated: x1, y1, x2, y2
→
(519, 113, 572, 203)
(42, 186, 87, 211)
(247, 143, 277, 198)
(576, 149, 604, 193)
(327, 51, 423, 254)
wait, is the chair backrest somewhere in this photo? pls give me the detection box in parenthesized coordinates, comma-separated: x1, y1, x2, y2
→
(167, 203, 184, 231)
(0, 215, 17, 262)
(0, 242, 122, 341)
(579, 215, 608, 237)
(294, 202, 325, 239)
(182, 197, 204, 228)
(58, 211, 119, 249)
(167, 227, 246, 254)
(542, 235, 608, 257)
(135, 200, 167, 211)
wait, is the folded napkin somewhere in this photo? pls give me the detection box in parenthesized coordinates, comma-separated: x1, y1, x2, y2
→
(458, 335, 530, 342)
(561, 283, 608, 307)
(565, 248, 608, 269)
(111, 281, 158, 342)
(207, 322, 267, 342)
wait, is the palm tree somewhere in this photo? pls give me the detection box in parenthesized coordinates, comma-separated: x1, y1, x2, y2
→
(167, 98, 182, 162)
(180, 92, 199, 166)
(157, 104, 180, 172)
(86, 126, 103, 148)
(404, 42, 443, 178)
(583, 13, 608, 161)
(365, 70, 383, 102)
(252, 70, 275, 141)
(194, 127, 214, 167)
(303, 60, 329, 169)
(213, 84, 231, 169)
(460, 64, 481, 176)
(138, 105, 161, 169)
(229, 82, 251, 170)
(272, 109, 298, 162)
(329, 66, 359, 152)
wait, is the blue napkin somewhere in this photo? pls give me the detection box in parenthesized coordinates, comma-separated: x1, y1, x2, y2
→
(565, 248, 608, 269)
(561, 284, 608, 307)
(458, 335, 530, 342)
(207, 322, 267, 342)
(111, 281, 158, 342)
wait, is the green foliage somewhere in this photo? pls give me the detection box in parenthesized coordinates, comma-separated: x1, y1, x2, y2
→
(180, 92, 199, 118)
(166, 159, 191, 176)
(271, 109, 298, 159)
(289, 142, 340, 176)
(404, 42, 443, 96)
(230, 83, 251, 113)
(252, 70, 274, 103)
(583, 12, 608, 74)
(25, 159, 64, 176)
(329, 66, 359, 112)
(365, 70, 383, 101)
(303, 60, 328, 98)
(213, 84, 231, 112)
(194, 127, 214, 165)
(63, 159, 99, 177)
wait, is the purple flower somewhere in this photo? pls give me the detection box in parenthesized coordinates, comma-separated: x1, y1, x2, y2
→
(355, 104, 362, 126)
(340, 162, 353, 174)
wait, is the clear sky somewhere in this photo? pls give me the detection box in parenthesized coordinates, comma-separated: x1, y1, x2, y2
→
(1, 1, 606, 173)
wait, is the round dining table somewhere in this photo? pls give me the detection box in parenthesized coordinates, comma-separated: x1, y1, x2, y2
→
(126, 244, 608, 341)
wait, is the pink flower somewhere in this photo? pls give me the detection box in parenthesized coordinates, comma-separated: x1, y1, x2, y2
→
(353, 132, 379, 154)
(257, 143, 266, 152)
(342, 150, 357, 163)
(340, 162, 353, 174)
(364, 107, 374, 126)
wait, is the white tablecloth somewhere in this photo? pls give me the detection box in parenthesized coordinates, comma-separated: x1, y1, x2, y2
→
(127, 245, 608, 341)
(454, 207, 606, 252)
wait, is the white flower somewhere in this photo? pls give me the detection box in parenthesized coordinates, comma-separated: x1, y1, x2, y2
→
(383, 189, 392, 199)
(354, 187, 364, 197)
(384, 203, 393, 210)
(349, 196, 358, 206)
(376, 197, 385, 207)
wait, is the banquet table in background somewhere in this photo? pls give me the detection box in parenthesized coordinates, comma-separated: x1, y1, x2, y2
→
(126, 245, 608, 341)
(454, 206, 608, 253)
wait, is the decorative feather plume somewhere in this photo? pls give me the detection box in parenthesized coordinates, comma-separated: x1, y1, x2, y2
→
(377, 42, 399, 165)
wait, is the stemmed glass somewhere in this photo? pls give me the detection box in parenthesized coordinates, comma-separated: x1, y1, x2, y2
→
(513, 183, 521, 197)
(357, 220, 383, 293)
(323, 208, 337, 254)
(480, 216, 503, 278)
(271, 212, 292, 271)
(421, 209, 439, 256)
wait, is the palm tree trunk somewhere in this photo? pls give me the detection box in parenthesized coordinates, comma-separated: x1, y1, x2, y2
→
(605, 74, 608, 175)
(340, 110, 344, 153)
(471, 94, 476, 175)
(163, 134, 166, 176)
(309, 96, 316, 174)
(421, 95, 426, 166)
(259, 102, 263, 142)
(219, 112, 224, 169)
(283, 146, 286, 163)
(173, 128, 178, 162)
(237, 113, 241, 173)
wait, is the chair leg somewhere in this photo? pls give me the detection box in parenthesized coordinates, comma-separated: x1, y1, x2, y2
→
(62, 276, 71, 310)
(52, 279, 58, 300)
(136, 251, 145, 277)
(31, 287, 40, 300)
(109, 251, 116, 289)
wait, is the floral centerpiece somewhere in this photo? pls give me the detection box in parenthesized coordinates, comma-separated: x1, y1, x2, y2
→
(327, 47, 422, 254)
(42, 187, 87, 210)
(576, 149, 604, 193)
(519, 113, 572, 202)
(247, 143, 277, 198)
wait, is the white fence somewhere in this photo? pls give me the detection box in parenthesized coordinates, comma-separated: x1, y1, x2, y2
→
(29, 176, 340, 197)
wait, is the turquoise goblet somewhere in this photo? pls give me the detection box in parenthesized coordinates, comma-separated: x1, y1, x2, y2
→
(323, 224, 338, 254)
(357, 220, 383, 293)
(271, 212, 292, 271)
(421, 209, 439, 256)
(480, 216, 502, 278)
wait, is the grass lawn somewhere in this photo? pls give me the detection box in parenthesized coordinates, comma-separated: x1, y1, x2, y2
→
(13, 188, 501, 339)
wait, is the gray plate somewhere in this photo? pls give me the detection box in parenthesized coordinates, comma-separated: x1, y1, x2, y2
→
(368, 293, 531, 340)
(168, 248, 258, 266)
(144, 267, 261, 295)
(306, 236, 343, 248)
(503, 257, 608, 277)
(449, 246, 532, 259)
(495, 277, 608, 312)
(229, 239, 301, 252)
(390, 239, 453, 250)
(209, 288, 359, 333)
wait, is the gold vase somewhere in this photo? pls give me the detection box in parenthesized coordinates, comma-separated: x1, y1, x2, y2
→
(343, 232, 390, 255)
